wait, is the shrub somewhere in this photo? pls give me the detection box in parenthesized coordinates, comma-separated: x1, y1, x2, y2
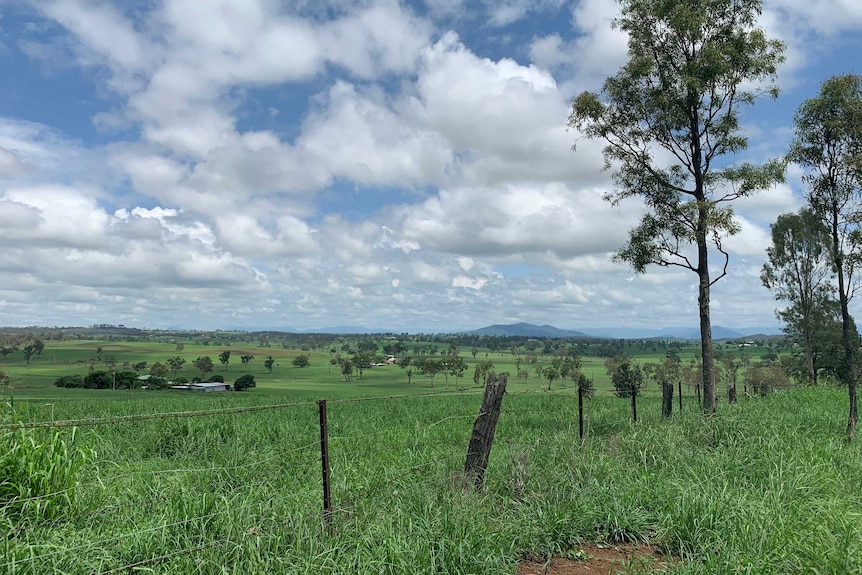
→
(0, 407, 91, 520)
(234, 374, 256, 391)
(210, 374, 225, 383)
(54, 375, 84, 388)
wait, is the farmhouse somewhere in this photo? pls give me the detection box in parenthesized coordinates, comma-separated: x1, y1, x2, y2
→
(170, 382, 233, 392)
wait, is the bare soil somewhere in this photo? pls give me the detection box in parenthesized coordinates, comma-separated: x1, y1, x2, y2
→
(517, 544, 676, 575)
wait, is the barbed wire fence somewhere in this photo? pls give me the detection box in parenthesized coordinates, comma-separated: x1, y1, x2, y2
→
(0, 378, 721, 573)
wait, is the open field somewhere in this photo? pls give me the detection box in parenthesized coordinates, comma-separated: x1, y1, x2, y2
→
(5, 338, 854, 574)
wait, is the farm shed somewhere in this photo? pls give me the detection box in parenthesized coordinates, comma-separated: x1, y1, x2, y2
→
(170, 382, 233, 392)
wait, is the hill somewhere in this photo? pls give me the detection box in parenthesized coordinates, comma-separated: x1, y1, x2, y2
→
(468, 323, 592, 338)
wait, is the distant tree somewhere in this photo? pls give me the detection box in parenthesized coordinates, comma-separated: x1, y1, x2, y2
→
(543, 366, 560, 389)
(149, 361, 168, 387)
(167, 356, 186, 377)
(264, 355, 275, 373)
(133, 361, 148, 373)
(292, 354, 310, 368)
(114, 371, 137, 390)
(234, 374, 256, 391)
(84, 371, 112, 389)
(22, 343, 37, 364)
(419, 358, 442, 388)
(219, 350, 231, 371)
(240, 354, 254, 367)
(473, 360, 494, 385)
(54, 374, 84, 388)
(761, 209, 834, 386)
(33, 339, 45, 357)
(471, 347, 479, 359)
(175, 342, 185, 353)
(210, 374, 225, 383)
(340, 359, 354, 382)
(442, 354, 467, 388)
(352, 352, 373, 379)
(194, 356, 214, 378)
(0, 347, 14, 361)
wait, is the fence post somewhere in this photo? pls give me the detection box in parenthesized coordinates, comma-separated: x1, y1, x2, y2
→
(678, 380, 683, 412)
(661, 381, 674, 419)
(318, 400, 332, 530)
(630, 388, 637, 423)
(578, 385, 584, 441)
(464, 373, 507, 489)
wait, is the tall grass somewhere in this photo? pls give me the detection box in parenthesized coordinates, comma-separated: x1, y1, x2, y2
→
(2, 387, 861, 574)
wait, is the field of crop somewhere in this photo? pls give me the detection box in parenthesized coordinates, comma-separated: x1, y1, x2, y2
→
(3, 338, 859, 574)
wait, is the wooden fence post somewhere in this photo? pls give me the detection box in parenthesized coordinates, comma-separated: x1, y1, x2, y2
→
(578, 385, 584, 441)
(678, 380, 683, 412)
(464, 373, 507, 489)
(661, 381, 674, 419)
(318, 400, 332, 530)
(630, 388, 637, 423)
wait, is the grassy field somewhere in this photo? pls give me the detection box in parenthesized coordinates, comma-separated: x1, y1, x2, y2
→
(4, 339, 856, 574)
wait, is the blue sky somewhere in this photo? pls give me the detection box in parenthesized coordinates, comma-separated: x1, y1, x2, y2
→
(0, 0, 860, 332)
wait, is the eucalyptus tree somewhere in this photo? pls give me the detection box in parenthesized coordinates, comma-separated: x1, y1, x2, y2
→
(761, 209, 834, 386)
(569, 0, 785, 413)
(788, 74, 862, 438)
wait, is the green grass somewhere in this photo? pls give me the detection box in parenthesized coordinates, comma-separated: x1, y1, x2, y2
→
(2, 385, 862, 574)
(2, 339, 859, 574)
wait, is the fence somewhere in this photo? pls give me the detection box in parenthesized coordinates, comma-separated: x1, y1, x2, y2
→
(1, 380, 719, 574)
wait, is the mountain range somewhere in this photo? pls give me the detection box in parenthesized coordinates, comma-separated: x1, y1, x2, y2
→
(467, 323, 782, 340)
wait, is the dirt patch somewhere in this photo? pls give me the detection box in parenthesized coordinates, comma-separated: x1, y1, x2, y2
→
(518, 544, 676, 575)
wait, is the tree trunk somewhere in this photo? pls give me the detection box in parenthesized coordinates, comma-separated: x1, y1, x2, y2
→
(728, 384, 737, 405)
(661, 381, 674, 419)
(805, 330, 817, 386)
(698, 261, 717, 413)
(832, 203, 857, 440)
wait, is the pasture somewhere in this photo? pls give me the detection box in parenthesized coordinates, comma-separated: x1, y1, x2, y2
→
(3, 337, 857, 574)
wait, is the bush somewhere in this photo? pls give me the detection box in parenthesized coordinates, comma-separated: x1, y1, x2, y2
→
(173, 376, 189, 384)
(0, 408, 91, 520)
(54, 375, 84, 388)
(292, 354, 310, 368)
(84, 371, 112, 389)
(210, 374, 225, 383)
(234, 374, 256, 391)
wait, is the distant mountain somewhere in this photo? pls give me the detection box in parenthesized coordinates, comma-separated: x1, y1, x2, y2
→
(469, 323, 591, 338)
(466, 323, 782, 340)
(577, 325, 781, 340)
(298, 325, 382, 334)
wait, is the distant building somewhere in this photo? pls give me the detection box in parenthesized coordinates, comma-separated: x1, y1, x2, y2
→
(170, 382, 233, 392)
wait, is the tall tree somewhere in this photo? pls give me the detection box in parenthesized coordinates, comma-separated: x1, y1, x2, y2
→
(194, 356, 214, 378)
(761, 209, 834, 386)
(569, 0, 785, 413)
(788, 74, 862, 438)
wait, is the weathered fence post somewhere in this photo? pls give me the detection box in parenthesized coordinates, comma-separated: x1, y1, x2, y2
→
(661, 381, 674, 419)
(630, 388, 637, 423)
(578, 385, 584, 441)
(318, 400, 332, 530)
(464, 373, 507, 489)
(677, 380, 683, 412)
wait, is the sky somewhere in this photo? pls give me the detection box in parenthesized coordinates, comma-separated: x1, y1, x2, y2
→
(0, 0, 860, 333)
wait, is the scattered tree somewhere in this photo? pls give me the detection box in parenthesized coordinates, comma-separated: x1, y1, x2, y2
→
(234, 374, 256, 391)
(789, 74, 862, 438)
(569, 0, 785, 413)
(219, 350, 231, 371)
(761, 209, 834, 386)
(240, 354, 254, 367)
(264, 355, 275, 373)
(193, 356, 214, 378)
(167, 356, 186, 377)
(292, 354, 310, 368)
